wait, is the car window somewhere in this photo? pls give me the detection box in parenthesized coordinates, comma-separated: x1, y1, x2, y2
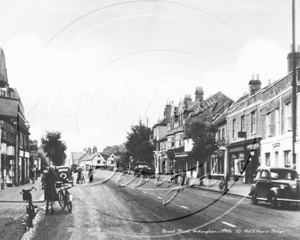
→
(261, 170, 269, 179)
(255, 170, 261, 179)
(270, 170, 298, 180)
(270, 172, 278, 179)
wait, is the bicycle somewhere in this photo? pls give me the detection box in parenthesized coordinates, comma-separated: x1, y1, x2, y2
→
(219, 177, 228, 193)
(56, 181, 73, 213)
(20, 186, 38, 229)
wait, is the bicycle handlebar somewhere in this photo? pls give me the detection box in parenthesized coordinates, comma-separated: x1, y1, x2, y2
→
(20, 186, 37, 194)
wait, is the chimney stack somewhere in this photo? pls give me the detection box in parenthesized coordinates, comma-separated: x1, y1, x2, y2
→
(93, 146, 97, 154)
(287, 44, 300, 73)
(249, 74, 261, 95)
(195, 86, 204, 102)
(164, 103, 172, 124)
(184, 94, 192, 102)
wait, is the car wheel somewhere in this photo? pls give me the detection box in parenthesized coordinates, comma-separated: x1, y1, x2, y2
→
(270, 195, 278, 209)
(251, 194, 258, 204)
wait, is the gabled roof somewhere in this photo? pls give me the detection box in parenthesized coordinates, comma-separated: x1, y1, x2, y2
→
(71, 152, 84, 161)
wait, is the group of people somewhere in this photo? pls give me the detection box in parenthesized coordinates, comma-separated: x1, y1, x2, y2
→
(76, 166, 95, 183)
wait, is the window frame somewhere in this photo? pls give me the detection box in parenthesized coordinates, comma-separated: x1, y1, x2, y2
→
(251, 111, 256, 134)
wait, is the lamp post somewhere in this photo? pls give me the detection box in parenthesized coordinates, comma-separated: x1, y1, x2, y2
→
(292, 0, 297, 170)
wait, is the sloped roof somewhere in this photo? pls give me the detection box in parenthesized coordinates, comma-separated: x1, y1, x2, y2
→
(186, 92, 234, 122)
(71, 152, 84, 161)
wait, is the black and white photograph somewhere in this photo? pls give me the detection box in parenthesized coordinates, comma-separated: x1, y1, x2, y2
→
(0, 0, 300, 239)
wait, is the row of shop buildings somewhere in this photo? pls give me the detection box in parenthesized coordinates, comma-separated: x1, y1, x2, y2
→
(0, 48, 39, 189)
(150, 48, 300, 183)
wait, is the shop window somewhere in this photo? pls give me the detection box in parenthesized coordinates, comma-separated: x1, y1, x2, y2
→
(0, 89, 6, 97)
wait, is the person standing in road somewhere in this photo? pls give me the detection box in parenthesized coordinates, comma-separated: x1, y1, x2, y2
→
(88, 167, 94, 182)
(30, 165, 37, 183)
(77, 167, 83, 184)
(44, 166, 58, 215)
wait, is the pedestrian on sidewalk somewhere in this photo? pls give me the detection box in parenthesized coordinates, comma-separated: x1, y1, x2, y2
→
(44, 166, 58, 215)
(88, 167, 94, 182)
(30, 165, 37, 184)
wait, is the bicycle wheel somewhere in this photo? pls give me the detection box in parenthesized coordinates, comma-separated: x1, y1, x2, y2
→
(58, 191, 65, 209)
(65, 191, 72, 213)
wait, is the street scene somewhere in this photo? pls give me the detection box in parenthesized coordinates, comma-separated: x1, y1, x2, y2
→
(1, 0, 300, 239)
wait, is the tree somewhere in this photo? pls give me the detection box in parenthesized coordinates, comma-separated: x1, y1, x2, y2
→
(186, 118, 217, 185)
(41, 131, 67, 166)
(125, 120, 154, 166)
(102, 144, 125, 155)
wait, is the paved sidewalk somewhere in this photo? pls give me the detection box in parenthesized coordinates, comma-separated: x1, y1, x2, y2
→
(0, 178, 45, 240)
(155, 174, 252, 198)
(0, 177, 44, 202)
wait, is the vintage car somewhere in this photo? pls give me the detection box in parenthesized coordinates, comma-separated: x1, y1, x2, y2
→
(133, 162, 155, 177)
(56, 166, 74, 186)
(249, 166, 300, 208)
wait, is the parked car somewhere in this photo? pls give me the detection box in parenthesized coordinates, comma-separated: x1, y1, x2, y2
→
(133, 162, 155, 177)
(56, 166, 74, 186)
(248, 166, 300, 208)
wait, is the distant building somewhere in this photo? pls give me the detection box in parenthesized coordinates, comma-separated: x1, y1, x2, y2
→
(71, 152, 85, 165)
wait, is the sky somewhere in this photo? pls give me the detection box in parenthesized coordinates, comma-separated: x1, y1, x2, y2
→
(0, 0, 298, 160)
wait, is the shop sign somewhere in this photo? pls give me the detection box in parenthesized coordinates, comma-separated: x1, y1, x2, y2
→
(217, 150, 224, 157)
(229, 146, 244, 153)
(19, 150, 24, 157)
(188, 92, 224, 118)
(247, 143, 260, 150)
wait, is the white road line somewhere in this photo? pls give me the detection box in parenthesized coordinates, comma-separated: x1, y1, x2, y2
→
(180, 206, 189, 209)
(142, 191, 147, 194)
(222, 222, 237, 228)
(157, 197, 162, 199)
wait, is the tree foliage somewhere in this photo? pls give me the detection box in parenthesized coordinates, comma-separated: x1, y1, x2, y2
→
(41, 131, 67, 166)
(186, 118, 217, 165)
(102, 144, 125, 155)
(125, 120, 154, 165)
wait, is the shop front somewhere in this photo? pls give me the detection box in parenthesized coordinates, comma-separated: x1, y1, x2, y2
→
(228, 138, 261, 184)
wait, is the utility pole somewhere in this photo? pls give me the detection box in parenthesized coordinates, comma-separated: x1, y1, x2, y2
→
(292, 0, 297, 170)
